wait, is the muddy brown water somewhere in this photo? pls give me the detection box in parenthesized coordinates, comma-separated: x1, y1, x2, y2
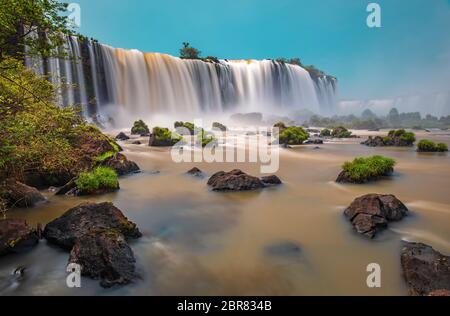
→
(1, 129, 449, 295)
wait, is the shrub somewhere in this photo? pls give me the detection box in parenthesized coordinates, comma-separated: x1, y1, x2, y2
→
(273, 122, 287, 131)
(174, 121, 195, 135)
(212, 122, 227, 131)
(131, 120, 149, 135)
(417, 139, 449, 152)
(387, 129, 416, 146)
(331, 126, 353, 138)
(320, 128, 331, 137)
(75, 167, 119, 194)
(197, 129, 217, 148)
(279, 126, 309, 145)
(341, 155, 396, 183)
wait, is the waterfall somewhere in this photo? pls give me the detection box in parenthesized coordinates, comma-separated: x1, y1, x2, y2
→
(27, 36, 338, 122)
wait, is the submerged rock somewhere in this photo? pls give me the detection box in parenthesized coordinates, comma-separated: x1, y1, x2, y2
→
(264, 241, 301, 258)
(0, 179, 46, 208)
(401, 242, 450, 296)
(102, 153, 140, 176)
(132, 140, 142, 145)
(43, 202, 141, 250)
(69, 229, 137, 288)
(115, 132, 130, 141)
(303, 139, 324, 145)
(186, 167, 204, 177)
(344, 194, 408, 238)
(207, 170, 282, 191)
(0, 219, 39, 256)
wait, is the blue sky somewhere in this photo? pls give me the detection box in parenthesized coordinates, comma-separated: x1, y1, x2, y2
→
(71, 0, 450, 100)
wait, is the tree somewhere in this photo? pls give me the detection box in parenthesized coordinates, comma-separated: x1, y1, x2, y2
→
(179, 42, 201, 59)
(361, 109, 376, 120)
(0, 0, 72, 61)
(387, 108, 400, 127)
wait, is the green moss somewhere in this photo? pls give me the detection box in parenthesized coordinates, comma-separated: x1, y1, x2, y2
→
(197, 129, 217, 147)
(436, 143, 449, 152)
(342, 155, 396, 183)
(383, 136, 393, 143)
(212, 122, 227, 131)
(279, 126, 309, 145)
(75, 167, 119, 193)
(174, 121, 195, 134)
(131, 120, 150, 135)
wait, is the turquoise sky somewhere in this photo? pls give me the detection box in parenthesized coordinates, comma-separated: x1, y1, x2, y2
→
(72, 0, 450, 100)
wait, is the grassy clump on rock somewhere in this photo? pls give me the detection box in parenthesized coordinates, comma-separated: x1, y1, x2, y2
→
(75, 167, 119, 194)
(417, 140, 448, 152)
(149, 127, 183, 147)
(331, 126, 353, 138)
(388, 129, 416, 145)
(320, 128, 331, 137)
(279, 126, 309, 145)
(337, 155, 396, 183)
(131, 120, 149, 135)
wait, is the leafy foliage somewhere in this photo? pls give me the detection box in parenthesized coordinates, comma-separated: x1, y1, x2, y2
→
(131, 120, 149, 135)
(180, 42, 201, 59)
(417, 140, 449, 152)
(320, 128, 331, 137)
(342, 156, 396, 183)
(331, 126, 353, 138)
(75, 167, 119, 193)
(279, 126, 309, 145)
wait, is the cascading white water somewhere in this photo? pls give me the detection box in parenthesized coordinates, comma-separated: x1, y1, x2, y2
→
(27, 36, 338, 122)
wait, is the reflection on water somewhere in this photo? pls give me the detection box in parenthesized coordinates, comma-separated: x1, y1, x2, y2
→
(1, 130, 450, 295)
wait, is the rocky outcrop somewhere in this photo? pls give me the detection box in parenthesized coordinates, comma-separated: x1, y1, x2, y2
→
(115, 132, 130, 141)
(102, 153, 140, 176)
(303, 139, 324, 145)
(69, 229, 137, 288)
(43, 202, 141, 250)
(362, 130, 416, 147)
(401, 242, 450, 296)
(0, 219, 39, 256)
(186, 167, 204, 177)
(132, 140, 142, 145)
(148, 127, 182, 147)
(0, 180, 46, 208)
(207, 170, 282, 191)
(344, 194, 409, 238)
(43, 202, 141, 287)
(261, 175, 283, 186)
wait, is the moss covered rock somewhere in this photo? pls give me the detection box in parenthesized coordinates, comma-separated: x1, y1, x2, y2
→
(131, 120, 150, 135)
(149, 127, 183, 147)
(417, 139, 448, 152)
(336, 155, 396, 184)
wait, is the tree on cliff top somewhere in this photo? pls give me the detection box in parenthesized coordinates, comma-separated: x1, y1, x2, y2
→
(180, 42, 201, 59)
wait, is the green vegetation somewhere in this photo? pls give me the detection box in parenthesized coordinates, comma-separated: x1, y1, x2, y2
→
(388, 129, 416, 145)
(180, 42, 201, 59)
(153, 127, 182, 144)
(75, 167, 119, 194)
(212, 122, 227, 131)
(197, 129, 217, 148)
(320, 128, 331, 137)
(417, 140, 449, 152)
(131, 120, 150, 135)
(279, 126, 309, 145)
(341, 156, 396, 183)
(331, 126, 353, 138)
(174, 121, 195, 134)
(273, 122, 287, 131)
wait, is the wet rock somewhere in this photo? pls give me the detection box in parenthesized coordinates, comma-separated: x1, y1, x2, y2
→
(43, 202, 141, 250)
(69, 229, 137, 288)
(303, 139, 324, 145)
(261, 175, 283, 186)
(132, 140, 142, 145)
(207, 170, 265, 191)
(186, 167, 204, 177)
(344, 194, 409, 238)
(54, 178, 77, 196)
(401, 242, 450, 296)
(0, 179, 46, 208)
(115, 132, 130, 141)
(0, 219, 39, 256)
(102, 153, 140, 176)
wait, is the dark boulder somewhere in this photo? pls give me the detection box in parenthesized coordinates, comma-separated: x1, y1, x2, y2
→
(207, 170, 265, 191)
(115, 132, 130, 141)
(132, 140, 142, 145)
(264, 241, 301, 258)
(43, 202, 141, 250)
(0, 179, 46, 208)
(69, 229, 137, 288)
(186, 167, 204, 177)
(401, 242, 450, 296)
(261, 175, 283, 186)
(344, 194, 408, 238)
(303, 139, 324, 145)
(102, 153, 140, 176)
(0, 219, 39, 256)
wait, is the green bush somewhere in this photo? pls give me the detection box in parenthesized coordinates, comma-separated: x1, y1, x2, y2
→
(131, 120, 149, 135)
(320, 128, 331, 137)
(387, 129, 416, 145)
(342, 155, 396, 183)
(197, 129, 217, 147)
(331, 126, 353, 138)
(212, 122, 227, 131)
(417, 139, 449, 152)
(75, 167, 119, 193)
(279, 126, 309, 145)
(273, 122, 287, 131)
(174, 121, 195, 134)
